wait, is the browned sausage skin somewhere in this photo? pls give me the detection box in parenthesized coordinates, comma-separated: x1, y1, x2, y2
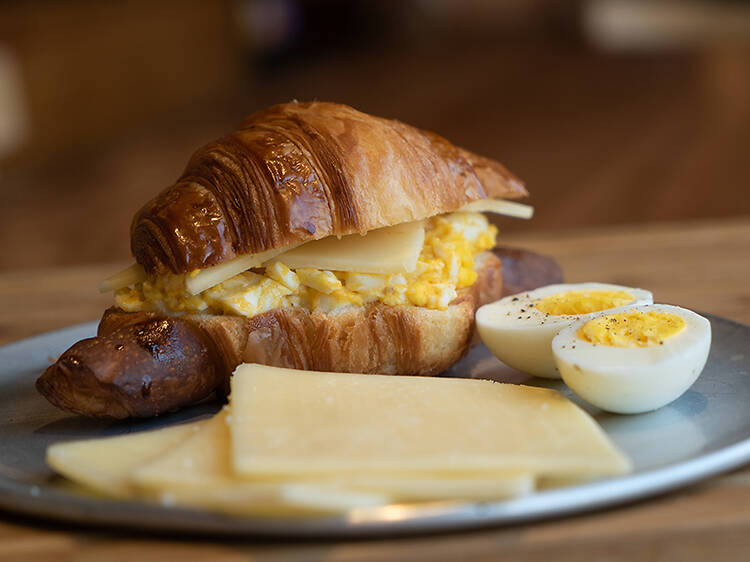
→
(36, 317, 226, 418)
(36, 247, 562, 419)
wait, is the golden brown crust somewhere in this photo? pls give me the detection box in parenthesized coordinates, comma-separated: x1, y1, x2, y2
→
(131, 102, 526, 275)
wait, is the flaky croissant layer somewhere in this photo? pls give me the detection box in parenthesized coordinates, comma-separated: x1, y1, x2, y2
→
(131, 101, 526, 276)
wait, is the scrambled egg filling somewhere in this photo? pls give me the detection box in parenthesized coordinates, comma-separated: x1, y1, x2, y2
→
(115, 211, 497, 317)
(578, 310, 687, 348)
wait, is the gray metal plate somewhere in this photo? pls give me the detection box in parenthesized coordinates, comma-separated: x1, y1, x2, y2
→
(0, 315, 748, 538)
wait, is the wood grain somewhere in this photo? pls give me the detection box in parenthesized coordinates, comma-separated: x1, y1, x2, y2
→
(0, 216, 749, 561)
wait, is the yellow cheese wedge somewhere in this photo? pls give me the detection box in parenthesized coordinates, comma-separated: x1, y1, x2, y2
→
(46, 421, 203, 497)
(273, 221, 425, 274)
(458, 199, 534, 219)
(230, 364, 630, 478)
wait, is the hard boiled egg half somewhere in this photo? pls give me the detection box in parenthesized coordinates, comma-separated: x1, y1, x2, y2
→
(553, 304, 711, 414)
(476, 283, 653, 378)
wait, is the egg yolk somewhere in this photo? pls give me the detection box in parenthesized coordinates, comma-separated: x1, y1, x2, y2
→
(535, 290, 634, 316)
(578, 310, 686, 348)
(114, 211, 497, 317)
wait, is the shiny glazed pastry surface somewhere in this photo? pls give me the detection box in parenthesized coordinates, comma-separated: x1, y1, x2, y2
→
(131, 101, 526, 275)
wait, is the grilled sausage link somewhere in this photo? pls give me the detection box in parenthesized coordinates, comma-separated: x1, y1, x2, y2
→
(36, 316, 227, 419)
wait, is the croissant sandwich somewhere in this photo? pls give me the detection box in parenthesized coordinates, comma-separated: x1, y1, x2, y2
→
(37, 101, 560, 419)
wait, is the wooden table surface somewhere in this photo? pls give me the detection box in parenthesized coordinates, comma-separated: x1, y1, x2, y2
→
(1, 216, 749, 561)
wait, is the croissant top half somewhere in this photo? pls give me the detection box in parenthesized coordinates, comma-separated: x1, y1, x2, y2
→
(131, 101, 527, 275)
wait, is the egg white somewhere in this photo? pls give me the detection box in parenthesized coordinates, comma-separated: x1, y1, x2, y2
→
(552, 304, 711, 414)
(475, 283, 653, 378)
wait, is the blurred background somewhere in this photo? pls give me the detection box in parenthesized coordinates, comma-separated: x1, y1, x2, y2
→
(1, 0, 749, 270)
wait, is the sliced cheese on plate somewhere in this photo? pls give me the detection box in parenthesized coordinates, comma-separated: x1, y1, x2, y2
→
(45, 363, 630, 516)
(133, 403, 531, 512)
(133, 410, 234, 491)
(163, 482, 390, 516)
(230, 364, 629, 478)
(133, 408, 390, 514)
(46, 421, 203, 497)
(329, 473, 534, 502)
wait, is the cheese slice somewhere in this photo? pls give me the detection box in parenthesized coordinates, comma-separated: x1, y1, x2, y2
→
(230, 364, 630, 478)
(133, 406, 529, 513)
(185, 245, 298, 295)
(329, 473, 534, 502)
(46, 421, 203, 497)
(133, 409, 391, 514)
(162, 483, 390, 516)
(187, 220, 424, 294)
(98, 263, 147, 293)
(458, 199, 534, 219)
(273, 220, 425, 274)
(133, 410, 234, 491)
